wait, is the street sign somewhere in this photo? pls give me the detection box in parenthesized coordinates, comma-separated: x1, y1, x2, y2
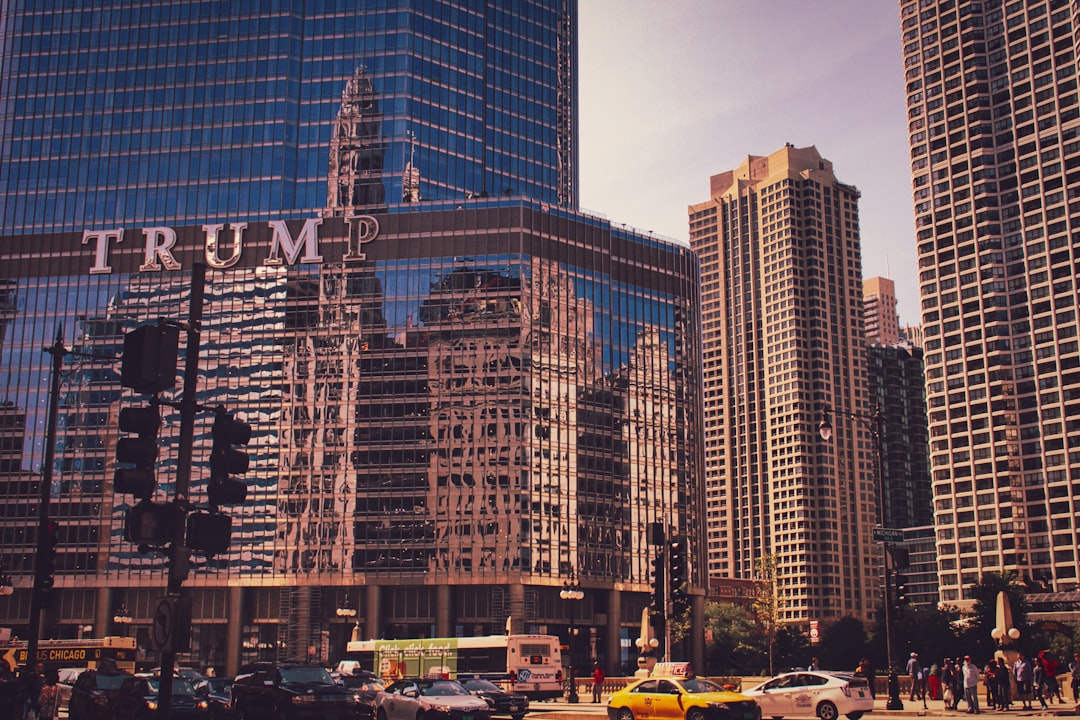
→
(873, 527, 904, 543)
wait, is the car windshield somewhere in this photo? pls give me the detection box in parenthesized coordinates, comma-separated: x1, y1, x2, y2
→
(208, 678, 233, 692)
(463, 680, 501, 692)
(420, 681, 469, 696)
(95, 674, 131, 690)
(146, 678, 196, 697)
(681, 678, 723, 693)
(280, 667, 335, 685)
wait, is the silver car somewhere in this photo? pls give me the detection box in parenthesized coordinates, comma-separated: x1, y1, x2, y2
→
(743, 671, 874, 720)
(374, 678, 492, 720)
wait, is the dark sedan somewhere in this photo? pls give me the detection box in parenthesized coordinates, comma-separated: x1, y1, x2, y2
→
(459, 678, 529, 720)
(205, 676, 235, 720)
(111, 675, 211, 720)
(340, 672, 386, 720)
(68, 669, 134, 720)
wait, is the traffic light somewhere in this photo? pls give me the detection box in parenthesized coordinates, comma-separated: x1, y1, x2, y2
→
(36, 520, 59, 609)
(186, 512, 232, 555)
(208, 411, 252, 509)
(120, 323, 180, 395)
(114, 404, 161, 498)
(124, 500, 179, 549)
(669, 537, 687, 606)
(895, 572, 909, 606)
(649, 554, 665, 615)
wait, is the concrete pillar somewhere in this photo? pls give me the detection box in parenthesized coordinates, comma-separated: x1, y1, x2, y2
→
(225, 586, 243, 677)
(436, 584, 452, 637)
(97, 587, 112, 635)
(365, 584, 381, 639)
(691, 593, 705, 672)
(507, 583, 525, 634)
(607, 588, 621, 675)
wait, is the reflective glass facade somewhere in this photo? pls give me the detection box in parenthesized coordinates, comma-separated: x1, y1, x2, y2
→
(0, 0, 578, 233)
(0, 201, 703, 674)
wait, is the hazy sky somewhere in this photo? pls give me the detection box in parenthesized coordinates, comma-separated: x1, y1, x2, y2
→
(578, 1, 920, 325)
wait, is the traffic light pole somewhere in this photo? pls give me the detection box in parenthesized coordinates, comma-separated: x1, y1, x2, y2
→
(23, 328, 66, 687)
(158, 262, 206, 720)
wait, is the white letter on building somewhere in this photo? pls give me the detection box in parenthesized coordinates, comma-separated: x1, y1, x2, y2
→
(139, 227, 182, 271)
(265, 219, 324, 266)
(82, 229, 124, 275)
(204, 223, 247, 269)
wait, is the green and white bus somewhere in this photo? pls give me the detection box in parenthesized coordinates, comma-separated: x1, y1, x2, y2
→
(343, 634, 563, 700)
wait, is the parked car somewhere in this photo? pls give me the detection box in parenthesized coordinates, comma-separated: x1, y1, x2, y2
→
(205, 676, 235, 720)
(111, 675, 211, 720)
(374, 678, 491, 720)
(339, 672, 386, 720)
(68, 668, 134, 720)
(606, 673, 760, 720)
(743, 671, 873, 720)
(459, 678, 529, 720)
(230, 661, 363, 720)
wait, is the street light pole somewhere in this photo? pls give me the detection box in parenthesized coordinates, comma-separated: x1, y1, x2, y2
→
(560, 577, 584, 703)
(819, 404, 903, 710)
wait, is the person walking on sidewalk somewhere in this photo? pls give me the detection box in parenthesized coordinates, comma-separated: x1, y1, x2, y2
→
(1070, 652, 1080, 702)
(907, 652, 922, 701)
(995, 656, 1012, 710)
(963, 656, 981, 714)
(1015, 652, 1034, 710)
(591, 663, 605, 703)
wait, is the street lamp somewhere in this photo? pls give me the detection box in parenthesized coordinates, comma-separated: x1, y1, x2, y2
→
(113, 600, 133, 631)
(336, 592, 358, 618)
(560, 576, 584, 703)
(819, 404, 903, 711)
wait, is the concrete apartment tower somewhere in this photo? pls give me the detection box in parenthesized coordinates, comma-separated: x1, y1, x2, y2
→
(899, 0, 1080, 605)
(689, 145, 880, 626)
(864, 277, 902, 345)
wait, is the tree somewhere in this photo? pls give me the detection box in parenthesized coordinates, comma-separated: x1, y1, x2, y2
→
(751, 554, 781, 676)
(958, 571, 1029, 660)
(703, 602, 764, 674)
(817, 616, 869, 671)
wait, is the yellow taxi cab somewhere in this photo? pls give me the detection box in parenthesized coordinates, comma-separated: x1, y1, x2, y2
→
(607, 663, 761, 720)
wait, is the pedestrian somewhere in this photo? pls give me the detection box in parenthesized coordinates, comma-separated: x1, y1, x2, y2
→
(854, 658, 876, 699)
(1070, 652, 1080, 703)
(929, 661, 942, 701)
(907, 652, 922, 701)
(808, 657, 820, 672)
(984, 660, 998, 709)
(1034, 657, 1050, 709)
(995, 656, 1012, 710)
(1015, 652, 1034, 710)
(591, 662, 604, 703)
(942, 658, 956, 710)
(963, 655, 981, 714)
(1038, 650, 1065, 703)
(22, 662, 45, 720)
(35, 670, 58, 720)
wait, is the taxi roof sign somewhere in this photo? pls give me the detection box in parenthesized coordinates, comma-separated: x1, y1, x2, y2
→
(650, 661, 693, 678)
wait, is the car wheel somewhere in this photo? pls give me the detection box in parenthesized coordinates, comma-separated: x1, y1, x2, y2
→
(846, 713, 864, 720)
(617, 707, 635, 720)
(816, 701, 838, 720)
(687, 708, 707, 720)
(416, 710, 426, 720)
(512, 715, 526, 720)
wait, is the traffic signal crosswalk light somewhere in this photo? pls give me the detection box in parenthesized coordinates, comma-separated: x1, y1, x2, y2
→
(36, 520, 59, 609)
(895, 572, 909, 606)
(114, 404, 161, 498)
(208, 411, 252, 509)
(649, 554, 665, 616)
(668, 537, 687, 608)
(120, 324, 180, 395)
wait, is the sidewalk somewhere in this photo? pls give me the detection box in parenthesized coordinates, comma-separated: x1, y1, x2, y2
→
(866, 695, 1078, 717)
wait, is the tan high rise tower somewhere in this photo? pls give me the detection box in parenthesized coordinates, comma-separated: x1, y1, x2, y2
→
(690, 145, 880, 625)
(900, 0, 1080, 605)
(864, 276, 902, 345)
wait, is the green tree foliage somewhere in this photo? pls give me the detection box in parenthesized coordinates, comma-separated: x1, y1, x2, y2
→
(703, 602, 764, 674)
(817, 616, 869, 671)
(773, 625, 811, 672)
(751, 555, 781, 675)
(958, 571, 1028, 660)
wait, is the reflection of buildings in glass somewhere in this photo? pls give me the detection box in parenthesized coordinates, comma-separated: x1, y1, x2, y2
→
(325, 68, 388, 213)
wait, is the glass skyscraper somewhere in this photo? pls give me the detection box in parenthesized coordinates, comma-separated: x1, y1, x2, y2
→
(0, 1, 706, 675)
(0, 0, 578, 233)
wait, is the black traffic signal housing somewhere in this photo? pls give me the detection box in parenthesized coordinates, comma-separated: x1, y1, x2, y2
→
(114, 404, 161, 498)
(186, 512, 232, 556)
(895, 572, 909, 606)
(208, 411, 252, 509)
(120, 323, 180, 395)
(668, 537, 687, 607)
(124, 500, 180, 549)
(36, 520, 59, 609)
(649, 553, 665, 616)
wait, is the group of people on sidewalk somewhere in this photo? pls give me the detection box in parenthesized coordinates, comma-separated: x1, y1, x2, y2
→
(905, 649, 1077, 714)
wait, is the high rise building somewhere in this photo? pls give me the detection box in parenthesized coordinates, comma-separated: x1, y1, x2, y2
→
(0, 1, 708, 674)
(864, 276, 903, 345)
(689, 145, 880, 625)
(0, 0, 578, 233)
(899, 0, 1080, 605)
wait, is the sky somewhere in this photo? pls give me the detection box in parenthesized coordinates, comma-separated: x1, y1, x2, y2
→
(578, 1, 920, 326)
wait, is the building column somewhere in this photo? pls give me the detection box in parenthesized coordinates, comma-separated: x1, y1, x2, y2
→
(365, 584, 381, 639)
(97, 587, 112, 636)
(225, 586, 243, 678)
(435, 584, 451, 637)
(606, 588, 621, 675)
(507, 583, 525, 634)
(691, 593, 705, 672)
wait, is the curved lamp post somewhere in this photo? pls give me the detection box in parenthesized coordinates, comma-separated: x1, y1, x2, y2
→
(560, 577, 584, 703)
